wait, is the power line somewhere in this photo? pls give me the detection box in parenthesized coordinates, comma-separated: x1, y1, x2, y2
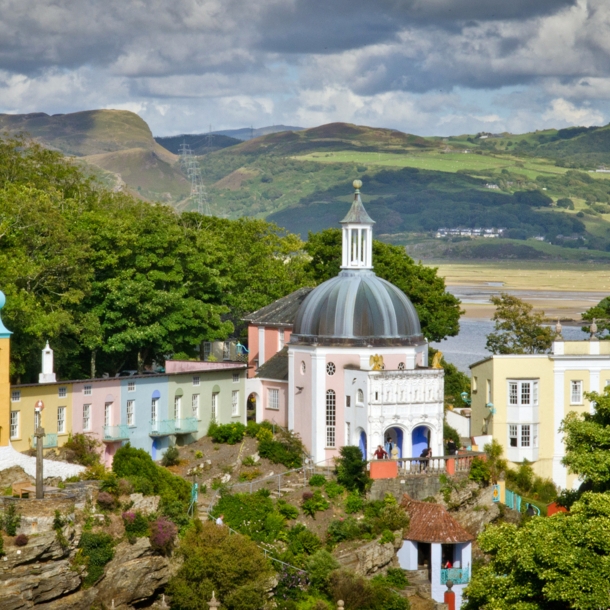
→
(179, 142, 210, 216)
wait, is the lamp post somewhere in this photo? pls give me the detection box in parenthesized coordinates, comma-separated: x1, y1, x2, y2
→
(34, 400, 45, 499)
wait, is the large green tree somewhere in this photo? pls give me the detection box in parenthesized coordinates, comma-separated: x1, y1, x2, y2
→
(463, 492, 610, 610)
(581, 296, 610, 338)
(304, 229, 462, 342)
(486, 293, 554, 354)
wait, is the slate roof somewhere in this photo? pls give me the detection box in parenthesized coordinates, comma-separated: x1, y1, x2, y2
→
(400, 495, 475, 544)
(340, 192, 375, 225)
(255, 347, 288, 381)
(243, 287, 314, 326)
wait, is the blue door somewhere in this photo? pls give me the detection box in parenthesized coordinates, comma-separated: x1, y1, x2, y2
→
(412, 426, 429, 458)
(359, 431, 367, 460)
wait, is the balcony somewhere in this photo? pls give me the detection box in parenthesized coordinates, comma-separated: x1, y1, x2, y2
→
(31, 433, 58, 449)
(103, 425, 130, 443)
(440, 567, 470, 585)
(149, 418, 198, 437)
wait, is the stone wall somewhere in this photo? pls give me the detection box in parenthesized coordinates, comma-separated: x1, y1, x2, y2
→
(334, 531, 403, 576)
(369, 474, 443, 502)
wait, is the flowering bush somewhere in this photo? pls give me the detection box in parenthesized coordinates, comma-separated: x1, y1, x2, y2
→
(275, 565, 309, 601)
(96, 491, 116, 511)
(149, 517, 177, 555)
(301, 491, 330, 518)
(122, 511, 150, 537)
(14, 534, 28, 546)
(208, 422, 247, 444)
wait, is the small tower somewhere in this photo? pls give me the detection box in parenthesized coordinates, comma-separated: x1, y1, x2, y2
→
(39, 341, 56, 383)
(340, 180, 375, 270)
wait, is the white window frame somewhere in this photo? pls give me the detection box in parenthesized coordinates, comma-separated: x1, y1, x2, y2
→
(57, 406, 66, 434)
(127, 381, 136, 392)
(192, 393, 200, 419)
(486, 380, 492, 403)
(10, 411, 19, 439)
(326, 362, 336, 376)
(83, 404, 91, 431)
(151, 398, 158, 423)
(193, 376, 200, 387)
(326, 390, 336, 448)
(571, 380, 583, 405)
(521, 424, 531, 448)
(268, 388, 279, 410)
(104, 403, 112, 427)
(232, 372, 240, 383)
(509, 424, 518, 447)
(508, 380, 538, 406)
(58, 386, 67, 398)
(346, 395, 351, 407)
(508, 423, 539, 449)
(84, 385, 92, 396)
(174, 396, 181, 420)
(211, 392, 218, 421)
(127, 400, 135, 426)
(232, 390, 239, 416)
(356, 389, 364, 405)
(278, 329, 285, 351)
(11, 390, 20, 402)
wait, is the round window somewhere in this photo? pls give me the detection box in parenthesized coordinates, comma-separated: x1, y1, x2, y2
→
(326, 362, 336, 376)
(301, 361, 306, 375)
(398, 362, 405, 370)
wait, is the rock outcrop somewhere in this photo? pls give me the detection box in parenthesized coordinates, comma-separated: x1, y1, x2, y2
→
(334, 531, 403, 576)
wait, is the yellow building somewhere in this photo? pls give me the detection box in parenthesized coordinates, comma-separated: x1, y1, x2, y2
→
(9, 382, 74, 453)
(470, 338, 610, 490)
(0, 292, 11, 447)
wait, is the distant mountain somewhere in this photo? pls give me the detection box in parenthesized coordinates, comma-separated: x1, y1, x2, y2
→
(155, 133, 241, 155)
(0, 110, 190, 202)
(211, 125, 304, 141)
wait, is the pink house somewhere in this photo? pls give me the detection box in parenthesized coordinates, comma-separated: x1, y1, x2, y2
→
(72, 378, 124, 466)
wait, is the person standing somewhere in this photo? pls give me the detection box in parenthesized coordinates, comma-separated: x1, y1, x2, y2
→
(216, 514, 224, 526)
(446, 438, 457, 455)
(373, 445, 388, 460)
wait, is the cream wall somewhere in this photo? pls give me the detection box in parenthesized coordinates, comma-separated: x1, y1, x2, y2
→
(0, 337, 10, 447)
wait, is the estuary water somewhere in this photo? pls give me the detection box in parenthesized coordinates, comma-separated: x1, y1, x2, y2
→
(431, 318, 589, 374)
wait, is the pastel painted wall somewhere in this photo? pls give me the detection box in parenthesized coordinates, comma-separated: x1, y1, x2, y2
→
(259, 379, 288, 427)
(247, 325, 292, 379)
(291, 350, 313, 454)
(247, 325, 259, 377)
(10, 383, 74, 453)
(0, 337, 10, 447)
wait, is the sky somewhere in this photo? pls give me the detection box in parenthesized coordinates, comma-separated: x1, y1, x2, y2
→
(0, 0, 608, 137)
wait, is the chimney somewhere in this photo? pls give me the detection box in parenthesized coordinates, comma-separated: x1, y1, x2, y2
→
(39, 341, 56, 383)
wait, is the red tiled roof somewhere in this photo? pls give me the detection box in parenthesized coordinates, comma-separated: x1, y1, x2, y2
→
(401, 495, 475, 544)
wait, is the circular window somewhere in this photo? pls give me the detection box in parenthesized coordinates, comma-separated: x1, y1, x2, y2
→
(300, 361, 306, 375)
(398, 362, 405, 370)
(326, 362, 336, 376)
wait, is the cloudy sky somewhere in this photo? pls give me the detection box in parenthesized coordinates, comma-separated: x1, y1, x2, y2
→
(0, 0, 608, 136)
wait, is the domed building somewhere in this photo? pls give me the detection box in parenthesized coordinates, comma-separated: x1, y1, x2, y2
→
(245, 181, 445, 464)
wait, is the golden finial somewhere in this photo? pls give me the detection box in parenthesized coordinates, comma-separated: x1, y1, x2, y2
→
(353, 179, 362, 190)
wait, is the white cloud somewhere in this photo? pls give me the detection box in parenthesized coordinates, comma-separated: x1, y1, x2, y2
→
(542, 98, 604, 126)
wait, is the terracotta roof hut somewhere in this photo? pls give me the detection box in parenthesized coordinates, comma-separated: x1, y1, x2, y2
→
(400, 495, 474, 543)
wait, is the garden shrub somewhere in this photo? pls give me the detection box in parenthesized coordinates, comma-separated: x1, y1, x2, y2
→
(336, 446, 370, 493)
(309, 474, 326, 487)
(161, 445, 180, 467)
(127, 475, 155, 496)
(246, 421, 261, 437)
(2, 504, 21, 536)
(377, 504, 409, 534)
(150, 517, 178, 555)
(242, 455, 257, 467)
(81, 463, 108, 481)
(330, 569, 409, 610)
(326, 517, 363, 544)
(122, 511, 150, 537)
(118, 478, 134, 496)
(469, 457, 491, 484)
(345, 492, 364, 514)
(301, 491, 329, 518)
(194, 450, 203, 459)
(99, 472, 120, 496)
(258, 428, 304, 469)
(324, 481, 345, 499)
(208, 422, 247, 444)
(372, 567, 409, 589)
(78, 532, 114, 587)
(278, 500, 300, 520)
(63, 433, 102, 467)
(96, 491, 116, 511)
(305, 550, 340, 593)
(275, 565, 309, 602)
(167, 520, 273, 610)
(238, 468, 262, 482)
(286, 524, 322, 557)
(14, 533, 28, 546)
(379, 529, 395, 544)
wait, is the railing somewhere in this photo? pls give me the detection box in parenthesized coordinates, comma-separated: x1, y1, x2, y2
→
(441, 567, 470, 585)
(150, 418, 198, 436)
(31, 433, 58, 448)
(505, 489, 522, 512)
(103, 425, 130, 442)
(367, 452, 483, 476)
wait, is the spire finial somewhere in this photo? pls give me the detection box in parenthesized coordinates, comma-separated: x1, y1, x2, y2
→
(353, 179, 362, 192)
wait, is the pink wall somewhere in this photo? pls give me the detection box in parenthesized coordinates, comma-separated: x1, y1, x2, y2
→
(325, 353, 360, 459)
(260, 379, 288, 427)
(166, 361, 246, 373)
(247, 325, 259, 378)
(293, 352, 312, 453)
(72, 379, 121, 466)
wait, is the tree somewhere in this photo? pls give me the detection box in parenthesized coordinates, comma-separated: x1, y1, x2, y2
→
(486, 293, 553, 354)
(336, 446, 370, 493)
(305, 229, 462, 342)
(167, 520, 273, 610)
(581, 296, 610, 338)
(463, 492, 610, 610)
(561, 389, 610, 492)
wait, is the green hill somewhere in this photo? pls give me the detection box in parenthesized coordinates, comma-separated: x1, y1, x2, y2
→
(155, 133, 241, 155)
(0, 109, 189, 203)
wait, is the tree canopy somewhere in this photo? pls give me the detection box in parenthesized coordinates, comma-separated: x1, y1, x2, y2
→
(486, 293, 554, 354)
(581, 296, 610, 338)
(304, 228, 462, 342)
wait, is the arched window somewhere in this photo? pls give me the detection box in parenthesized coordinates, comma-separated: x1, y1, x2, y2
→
(357, 389, 364, 404)
(326, 390, 336, 447)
